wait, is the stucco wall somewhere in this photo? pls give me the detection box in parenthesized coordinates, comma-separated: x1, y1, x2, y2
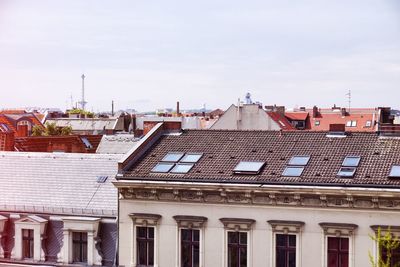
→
(118, 199, 400, 267)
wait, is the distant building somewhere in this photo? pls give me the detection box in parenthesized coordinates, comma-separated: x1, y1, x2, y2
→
(0, 110, 44, 137)
(96, 134, 140, 154)
(0, 152, 120, 266)
(211, 104, 293, 130)
(46, 117, 126, 135)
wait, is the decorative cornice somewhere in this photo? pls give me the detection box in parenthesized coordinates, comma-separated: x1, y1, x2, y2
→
(129, 213, 161, 226)
(219, 218, 255, 231)
(370, 225, 400, 233)
(268, 220, 305, 234)
(173, 215, 208, 228)
(118, 186, 400, 212)
(319, 222, 358, 237)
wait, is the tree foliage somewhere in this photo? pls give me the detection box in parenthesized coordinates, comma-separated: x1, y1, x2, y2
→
(31, 123, 72, 136)
(369, 227, 400, 267)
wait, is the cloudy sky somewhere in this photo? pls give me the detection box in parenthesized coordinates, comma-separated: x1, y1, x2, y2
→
(0, 0, 399, 112)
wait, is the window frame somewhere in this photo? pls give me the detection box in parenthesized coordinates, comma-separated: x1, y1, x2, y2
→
(220, 218, 255, 267)
(268, 220, 304, 267)
(130, 213, 161, 267)
(319, 222, 358, 267)
(173, 215, 207, 267)
(22, 229, 34, 259)
(72, 231, 88, 263)
(370, 225, 400, 267)
(136, 226, 155, 266)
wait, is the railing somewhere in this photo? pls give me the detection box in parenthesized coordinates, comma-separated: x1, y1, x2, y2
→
(378, 123, 400, 136)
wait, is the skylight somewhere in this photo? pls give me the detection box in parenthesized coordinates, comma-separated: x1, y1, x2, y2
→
(233, 161, 265, 174)
(342, 156, 361, 167)
(161, 152, 185, 162)
(81, 137, 93, 149)
(96, 176, 108, 183)
(180, 153, 203, 163)
(288, 156, 310, 166)
(282, 166, 304, 177)
(151, 163, 175, 173)
(389, 165, 400, 178)
(170, 163, 194, 174)
(337, 167, 356, 178)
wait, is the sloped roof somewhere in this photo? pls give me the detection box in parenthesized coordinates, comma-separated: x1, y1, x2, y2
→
(121, 130, 400, 188)
(0, 113, 44, 132)
(96, 135, 140, 154)
(266, 112, 295, 130)
(0, 152, 120, 216)
(285, 112, 309, 121)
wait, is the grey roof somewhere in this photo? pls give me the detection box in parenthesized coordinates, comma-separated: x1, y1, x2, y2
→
(45, 118, 122, 131)
(96, 134, 140, 154)
(0, 152, 120, 217)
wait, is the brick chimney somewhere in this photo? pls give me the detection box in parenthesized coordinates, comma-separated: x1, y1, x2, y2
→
(341, 108, 347, 116)
(312, 106, 318, 117)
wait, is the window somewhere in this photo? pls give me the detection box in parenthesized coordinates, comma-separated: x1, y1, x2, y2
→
(389, 165, 400, 178)
(22, 229, 34, 259)
(220, 218, 255, 267)
(130, 213, 161, 267)
(282, 167, 304, 177)
(174, 215, 207, 267)
(327, 237, 349, 267)
(370, 225, 400, 267)
(161, 152, 185, 162)
(268, 220, 304, 267)
(227, 231, 247, 267)
(288, 156, 310, 166)
(137, 227, 154, 266)
(337, 167, 356, 178)
(96, 175, 108, 183)
(315, 120, 320, 126)
(151, 163, 174, 173)
(365, 120, 372, 127)
(181, 229, 200, 267)
(233, 161, 265, 174)
(72, 232, 88, 263)
(380, 245, 400, 267)
(346, 121, 357, 127)
(276, 234, 296, 267)
(181, 153, 203, 163)
(342, 156, 360, 167)
(171, 163, 194, 174)
(320, 223, 357, 267)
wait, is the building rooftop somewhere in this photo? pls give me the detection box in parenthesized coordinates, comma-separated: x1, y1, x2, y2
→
(120, 129, 400, 188)
(96, 134, 140, 154)
(0, 152, 120, 216)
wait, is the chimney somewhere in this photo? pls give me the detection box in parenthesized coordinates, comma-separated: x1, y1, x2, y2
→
(312, 106, 318, 117)
(176, 101, 180, 116)
(111, 100, 114, 116)
(341, 108, 347, 116)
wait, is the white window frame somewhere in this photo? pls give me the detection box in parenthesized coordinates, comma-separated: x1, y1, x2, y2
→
(58, 217, 102, 266)
(220, 218, 255, 267)
(173, 215, 207, 267)
(319, 222, 358, 267)
(370, 225, 400, 266)
(11, 215, 47, 262)
(268, 220, 304, 267)
(130, 213, 161, 267)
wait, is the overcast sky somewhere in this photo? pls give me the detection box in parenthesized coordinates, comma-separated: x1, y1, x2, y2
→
(0, 0, 399, 112)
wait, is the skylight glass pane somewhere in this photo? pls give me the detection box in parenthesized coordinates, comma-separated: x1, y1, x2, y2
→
(151, 163, 174, 173)
(389, 165, 400, 178)
(288, 156, 310, 166)
(282, 166, 304, 177)
(170, 163, 194, 174)
(342, 156, 361, 167)
(337, 167, 356, 177)
(161, 152, 184, 162)
(96, 176, 108, 183)
(180, 153, 203, 163)
(233, 161, 265, 174)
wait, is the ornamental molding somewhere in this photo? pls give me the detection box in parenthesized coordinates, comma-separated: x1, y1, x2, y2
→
(173, 215, 208, 228)
(219, 218, 255, 231)
(268, 220, 305, 234)
(129, 213, 161, 226)
(118, 186, 400, 212)
(319, 222, 358, 237)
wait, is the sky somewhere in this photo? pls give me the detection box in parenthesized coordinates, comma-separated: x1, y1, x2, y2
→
(0, 0, 399, 112)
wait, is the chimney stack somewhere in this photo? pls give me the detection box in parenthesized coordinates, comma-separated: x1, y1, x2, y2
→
(176, 101, 180, 116)
(112, 100, 114, 116)
(312, 106, 319, 117)
(341, 107, 347, 116)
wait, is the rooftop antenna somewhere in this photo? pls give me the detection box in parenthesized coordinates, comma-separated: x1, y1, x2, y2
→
(78, 74, 87, 111)
(346, 90, 351, 113)
(70, 93, 74, 109)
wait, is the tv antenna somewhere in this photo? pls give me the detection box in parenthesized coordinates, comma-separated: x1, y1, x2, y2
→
(346, 90, 351, 113)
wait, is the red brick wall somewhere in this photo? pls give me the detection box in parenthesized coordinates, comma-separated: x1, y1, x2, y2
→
(0, 132, 15, 151)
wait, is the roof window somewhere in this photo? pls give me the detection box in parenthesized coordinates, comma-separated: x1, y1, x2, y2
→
(81, 137, 93, 149)
(151, 162, 175, 173)
(389, 165, 400, 178)
(346, 120, 357, 127)
(96, 176, 108, 183)
(180, 153, 203, 163)
(170, 163, 194, 174)
(288, 156, 310, 166)
(282, 166, 304, 177)
(233, 161, 265, 174)
(337, 167, 356, 178)
(342, 156, 361, 167)
(161, 152, 184, 162)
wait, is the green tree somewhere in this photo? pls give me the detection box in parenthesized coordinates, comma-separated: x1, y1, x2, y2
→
(30, 123, 72, 136)
(31, 125, 44, 136)
(369, 227, 400, 267)
(60, 126, 72, 135)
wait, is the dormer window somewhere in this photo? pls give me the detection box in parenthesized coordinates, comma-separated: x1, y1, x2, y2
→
(346, 120, 357, 127)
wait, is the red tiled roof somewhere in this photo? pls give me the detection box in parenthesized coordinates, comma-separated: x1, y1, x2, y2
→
(266, 112, 295, 130)
(0, 116, 16, 132)
(310, 113, 376, 132)
(285, 112, 308, 121)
